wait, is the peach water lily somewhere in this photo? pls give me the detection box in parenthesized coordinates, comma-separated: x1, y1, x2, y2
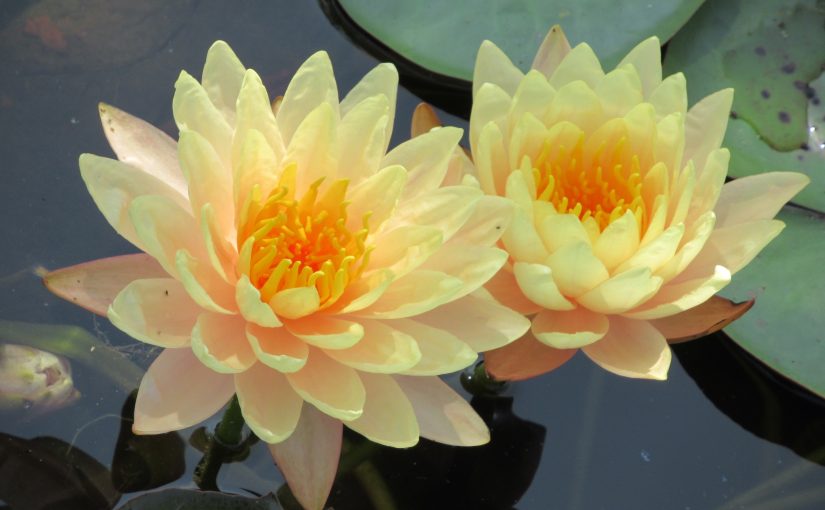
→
(472, 26, 808, 381)
(43, 41, 528, 509)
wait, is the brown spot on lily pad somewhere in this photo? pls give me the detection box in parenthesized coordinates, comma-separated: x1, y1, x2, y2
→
(762, 89, 771, 99)
(782, 62, 797, 74)
(755, 46, 767, 56)
(779, 111, 791, 123)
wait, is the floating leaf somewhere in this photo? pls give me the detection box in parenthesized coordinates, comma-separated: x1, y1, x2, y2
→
(664, 0, 825, 212)
(334, 0, 704, 81)
(117, 489, 281, 510)
(720, 207, 825, 400)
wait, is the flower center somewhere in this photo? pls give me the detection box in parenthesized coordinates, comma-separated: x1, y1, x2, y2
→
(533, 131, 647, 232)
(237, 169, 372, 307)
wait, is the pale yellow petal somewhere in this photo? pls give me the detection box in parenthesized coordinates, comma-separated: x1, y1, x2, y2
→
(276, 51, 339, 145)
(419, 245, 508, 299)
(340, 62, 398, 137)
(615, 224, 685, 274)
(383, 126, 463, 201)
(172, 71, 233, 165)
(548, 43, 604, 90)
(649, 72, 687, 117)
(357, 270, 463, 319)
(625, 265, 731, 320)
(285, 316, 364, 350)
(484, 268, 543, 315)
(325, 319, 421, 373)
(449, 195, 514, 246)
(594, 65, 644, 118)
(345, 164, 407, 232)
(394, 319, 477, 376)
(367, 225, 443, 278)
(537, 213, 592, 253)
(686, 148, 728, 225)
(175, 249, 237, 314)
(512, 262, 575, 310)
(346, 373, 419, 447)
(337, 94, 390, 182)
(129, 195, 201, 278)
(714, 172, 809, 228)
(470, 82, 512, 157)
(546, 242, 610, 297)
(508, 71, 555, 128)
(582, 316, 671, 380)
(201, 40, 246, 125)
(615, 37, 661, 97)
(684, 219, 785, 276)
(501, 205, 549, 264)
(284, 102, 338, 195)
(286, 348, 365, 421)
(233, 70, 286, 173)
(246, 323, 308, 373)
(200, 203, 237, 283)
(544, 80, 604, 135)
(473, 40, 525, 97)
(178, 129, 234, 237)
(233, 128, 280, 220)
(683, 88, 733, 172)
(577, 266, 663, 314)
(394, 375, 489, 446)
(108, 278, 200, 348)
(235, 274, 282, 327)
(473, 121, 509, 196)
(655, 211, 716, 282)
(389, 185, 482, 242)
(531, 307, 609, 349)
(592, 210, 640, 271)
(236, 363, 303, 443)
(191, 312, 256, 373)
(271, 286, 321, 320)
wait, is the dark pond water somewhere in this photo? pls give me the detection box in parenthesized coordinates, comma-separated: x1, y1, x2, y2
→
(1, 1, 825, 509)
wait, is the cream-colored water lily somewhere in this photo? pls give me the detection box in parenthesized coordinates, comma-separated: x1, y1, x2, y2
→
(471, 26, 808, 381)
(44, 41, 528, 510)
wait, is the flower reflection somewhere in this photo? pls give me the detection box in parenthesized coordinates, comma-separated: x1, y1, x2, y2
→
(470, 26, 808, 381)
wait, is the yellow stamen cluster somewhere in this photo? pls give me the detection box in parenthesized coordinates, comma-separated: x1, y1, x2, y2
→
(533, 132, 647, 232)
(237, 169, 372, 307)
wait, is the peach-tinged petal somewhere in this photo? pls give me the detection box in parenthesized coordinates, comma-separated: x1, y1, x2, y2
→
(655, 211, 716, 282)
(285, 316, 364, 350)
(473, 40, 525, 97)
(513, 262, 575, 310)
(546, 242, 610, 297)
(686, 149, 728, 224)
(532, 308, 609, 349)
(286, 348, 365, 421)
(236, 275, 281, 327)
(683, 88, 733, 171)
(508, 74, 555, 131)
(384, 126, 463, 201)
(175, 250, 237, 314)
(233, 70, 286, 171)
(133, 348, 234, 434)
(200, 203, 237, 283)
(394, 319, 477, 376)
(531, 25, 572, 78)
(79, 154, 189, 250)
(651, 296, 754, 343)
(233, 128, 280, 219)
(593, 210, 640, 271)
(276, 51, 339, 146)
(191, 312, 256, 374)
(485, 333, 577, 381)
(325, 319, 421, 373)
(347, 373, 419, 448)
(108, 278, 200, 348)
(473, 120, 509, 196)
(538, 213, 592, 253)
(615, 224, 684, 274)
(346, 164, 407, 232)
(357, 270, 463, 319)
(625, 265, 731, 320)
(271, 287, 321, 320)
(178, 129, 234, 237)
(577, 266, 663, 314)
(201, 41, 246, 125)
(714, 172, 809, 228)
(501, 206, 549, 264)
(173, 71, 233, 165)
(129, 195, 200, 278)
(394, 375, 489, 446)
(410, 102, 441, 137)
(582, 316, 671, 380)
(595, 66, 644, 118)
(485, 268, 542, 315)
(98, 103, 186, 197)
(616, 37, 661, 97)
(268, 405, 342, 510)
(235, 363, 303, 443)
(43, 254, 167, 316)
(416, 294, 530, 352)
(246, 323, 308, 373)
(544, 80, 604, 136)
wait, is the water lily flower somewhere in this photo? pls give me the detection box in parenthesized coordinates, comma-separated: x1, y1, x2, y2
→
(0, 343, 80, 413)
(44, 42, 528, 509)
(471, 26, 808, 381)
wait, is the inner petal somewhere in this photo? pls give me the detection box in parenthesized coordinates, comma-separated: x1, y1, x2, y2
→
(236, 170, 373, 310)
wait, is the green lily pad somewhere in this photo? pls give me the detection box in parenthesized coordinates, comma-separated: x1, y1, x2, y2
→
(336, 0, 705, 81)
(664, 0, 825, 212)
(720, 206, 825, 400)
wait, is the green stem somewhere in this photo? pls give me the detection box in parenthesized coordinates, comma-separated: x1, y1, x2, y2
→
(194, 395, 245, 491)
